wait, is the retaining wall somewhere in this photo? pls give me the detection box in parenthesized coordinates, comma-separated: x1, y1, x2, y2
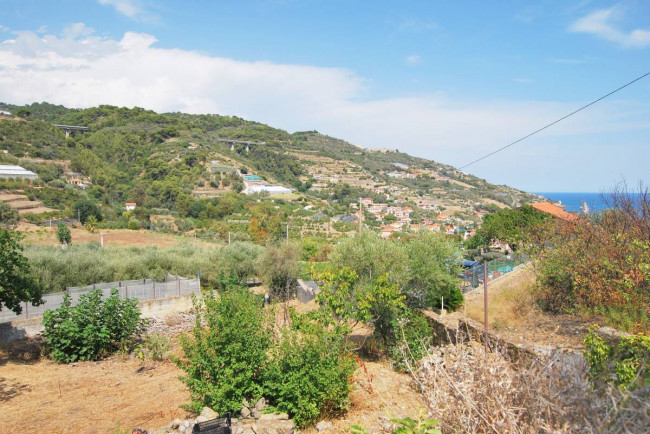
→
(0, 293, 196, 343)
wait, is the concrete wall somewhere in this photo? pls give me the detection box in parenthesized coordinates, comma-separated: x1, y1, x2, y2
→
(0, 293, 196, 343)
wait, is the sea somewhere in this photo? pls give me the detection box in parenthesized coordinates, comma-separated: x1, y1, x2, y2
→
(533, 192, 611, 213)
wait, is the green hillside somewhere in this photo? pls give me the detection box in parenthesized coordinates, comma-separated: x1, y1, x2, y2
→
(0, 102, 539, 239)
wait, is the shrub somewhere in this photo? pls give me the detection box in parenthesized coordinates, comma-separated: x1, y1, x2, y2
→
(387, 309, 434, 372)
(42, 289, 147, 363)
(263, 324, 356, 427)
(176, 289, 272, 414)
(141, 333, 171, 361)
(584, 328, 650, 389)
(56, 222, 71, 244)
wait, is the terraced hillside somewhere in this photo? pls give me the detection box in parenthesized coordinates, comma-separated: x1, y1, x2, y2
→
(0, 102, 541, 238)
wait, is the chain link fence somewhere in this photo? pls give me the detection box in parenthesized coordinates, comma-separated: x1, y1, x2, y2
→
(0, 275, 200, 323)
(460, 253, 529, 291)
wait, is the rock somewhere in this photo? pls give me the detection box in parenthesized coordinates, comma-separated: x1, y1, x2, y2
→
(241, 406, 252, 418)
(183, 420, 190, 428)
(242, 398, 250, 408)
(252, 409, 262, 419)
(200, 407, 219, 420)
(171, 419, 183, 429)
(178, 425, 186, 433)
(254, 397, 266, 411)
(257, 419, 295, 434)
(196, 415, 208, 423)
(241, 428, 257, 434)
(316, 420, 333, 432)
(259, 413, 289, 421)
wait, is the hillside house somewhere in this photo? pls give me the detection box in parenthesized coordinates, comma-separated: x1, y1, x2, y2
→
(125, 202, 137, 211)
(529, 202, 578, 222)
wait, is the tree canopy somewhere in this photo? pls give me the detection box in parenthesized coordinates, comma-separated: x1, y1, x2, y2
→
(0, 228, 42, 314)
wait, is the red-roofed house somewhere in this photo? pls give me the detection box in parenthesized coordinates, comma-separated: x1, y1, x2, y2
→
(530, 202, 578, 222)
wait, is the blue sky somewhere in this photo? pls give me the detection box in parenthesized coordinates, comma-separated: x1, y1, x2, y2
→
(1, 0, 649, 192)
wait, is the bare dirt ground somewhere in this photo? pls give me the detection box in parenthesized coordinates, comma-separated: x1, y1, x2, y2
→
(0, 344, 192, 433)
(456, 265, 592, 349)
(1, 310, 426, 434)
(17, 223, 215, 248)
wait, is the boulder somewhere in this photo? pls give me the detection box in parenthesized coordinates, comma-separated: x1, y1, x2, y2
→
(200, 407, 219, 420)
(257, 419, 295, 434)
(316, 421, 333, 432)
(252, 409, 262, 419)
(254, 397, 266, 411)
(259, 413, 289, 421)
(241, 406, 252, 418)
(196, 415, 209, 423)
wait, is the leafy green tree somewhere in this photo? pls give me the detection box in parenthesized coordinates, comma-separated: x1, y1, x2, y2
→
(56, 222, 71, 245)
(14, 108, 31, 118)
(219, 241, 264, 284)
(470, 205, 550, 251)
(329, 230, 408, 285)
(406, 230, 462, 309)
(74, 200, 103, 224)
(176, 289, 272, 414)
(0, 202, 19, 229)
(258, 241, 301, 302)
(0, 228, 43, 314)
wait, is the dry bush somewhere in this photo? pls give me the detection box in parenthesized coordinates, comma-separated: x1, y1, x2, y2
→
(406, 338, 649, 433)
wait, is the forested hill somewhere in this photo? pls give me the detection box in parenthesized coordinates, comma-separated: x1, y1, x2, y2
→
(0, 102, 539, 234)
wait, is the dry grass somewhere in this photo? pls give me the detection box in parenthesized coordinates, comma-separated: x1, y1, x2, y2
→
(464, 266, 537, 329)
(408, 338, 650, 433)
(460, 265, 590, 349)
(17, 223, 214, 248)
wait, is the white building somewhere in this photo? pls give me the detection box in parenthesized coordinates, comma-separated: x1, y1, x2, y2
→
(245, 185, 292, 195)
(0, 165, 38, 180)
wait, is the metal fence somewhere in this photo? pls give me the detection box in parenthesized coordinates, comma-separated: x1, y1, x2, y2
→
(0, 275, 201, 323)
(459, 253, 529, 291)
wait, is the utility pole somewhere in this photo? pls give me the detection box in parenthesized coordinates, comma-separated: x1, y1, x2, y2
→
(483, 260, 488, 356)
(286, 224, 289, 243)
(228, 232, 231, 245)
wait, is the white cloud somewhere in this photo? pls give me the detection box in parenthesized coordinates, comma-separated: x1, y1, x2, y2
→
(569, 7, 650, 48)
(97, 0, 155, 22)
(405, 55, 421, 66)
(0, 26, 648, 191)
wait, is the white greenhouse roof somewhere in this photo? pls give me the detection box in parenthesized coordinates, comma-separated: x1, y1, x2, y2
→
(0, 165, 38, 178)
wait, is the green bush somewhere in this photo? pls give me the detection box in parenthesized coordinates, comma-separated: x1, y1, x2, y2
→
(42, 289, 147, 363)
(176, 289, 272, 414)
(263, 326, 356, 427)
(387, 309, 433, 372)
(177, 288, 357, 427)
(584, 328, 650, 389)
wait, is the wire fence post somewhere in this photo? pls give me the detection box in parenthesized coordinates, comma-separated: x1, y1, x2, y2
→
(483, 260, 488, 356)
(153, 280, 156, 299)
(25, 302, 28, 319)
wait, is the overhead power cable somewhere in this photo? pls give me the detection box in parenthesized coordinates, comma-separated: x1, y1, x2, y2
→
(459, 71, 650, 170)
